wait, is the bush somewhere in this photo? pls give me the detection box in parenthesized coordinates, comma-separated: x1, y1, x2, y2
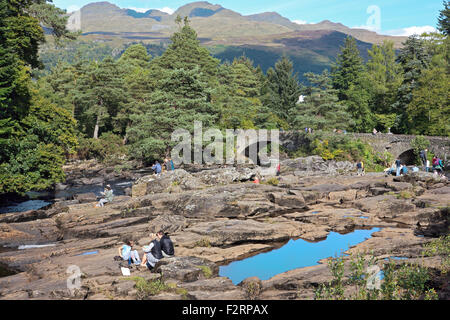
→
(314, 252, 437, 300)
(410, 136, 431, 164)
(294, 133, 392, 171)
(77, 132, 128, 165)
(131, 277, 169, 299)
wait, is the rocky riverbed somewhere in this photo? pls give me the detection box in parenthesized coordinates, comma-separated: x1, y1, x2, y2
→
(0, 158, 448, 300)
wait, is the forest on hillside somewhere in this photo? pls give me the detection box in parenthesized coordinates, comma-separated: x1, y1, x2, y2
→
(1, 1, 449, 194)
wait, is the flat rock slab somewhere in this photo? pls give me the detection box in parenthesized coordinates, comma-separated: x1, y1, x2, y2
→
(353, 195, 416, 218)
(155, 256, 219, 283)
(183, 219, 299, 246)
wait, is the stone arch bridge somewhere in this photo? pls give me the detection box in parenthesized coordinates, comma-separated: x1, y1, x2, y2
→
(232, 130, 449, 166)
(278, 132, 450, 165)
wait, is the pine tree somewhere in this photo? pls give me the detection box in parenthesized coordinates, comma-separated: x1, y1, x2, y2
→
(392, 36, 431, 133)
(331, 36, 374, 132)
(407, 66, 449, 136)
(116, 44, 153, 139)
(73, 57, 128, 139)
(366, 41, 403, 131)
(438, 1, 450, 35)
(331, 36, 365, 101)
(293, 70, 354, 131)
(212, 56, 264, 129)
(150, 16, 220, 84)
(263, 56, 300, 127)
(127, 67, 218, 163)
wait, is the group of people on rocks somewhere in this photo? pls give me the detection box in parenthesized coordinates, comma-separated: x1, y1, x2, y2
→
(417, 148, 445, 176)
(151, 157, 174, 176)
(381, 149, 446, 177)
(118, 231, 175, 272)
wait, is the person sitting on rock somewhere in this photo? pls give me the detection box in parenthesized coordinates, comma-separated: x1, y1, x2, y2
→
(118, 239, 141, 266)
(164, 158, 175, 172)
(141, 233, 163, 271)
(96, 184, 114, 207)
(156, 230, 174, 258)
(152, 161, 162, 175)
(384, 162, 396, 176)
(401, 165, 408, 175)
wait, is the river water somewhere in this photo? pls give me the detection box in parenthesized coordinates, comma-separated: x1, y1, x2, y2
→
(219, 227, 381, 285)
(0, 178, 134, 214)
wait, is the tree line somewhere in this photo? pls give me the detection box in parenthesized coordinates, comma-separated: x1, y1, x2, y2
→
(1, 1, 449, 194)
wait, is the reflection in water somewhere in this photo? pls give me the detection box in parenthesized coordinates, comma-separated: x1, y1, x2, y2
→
(219, 228, 381, 285)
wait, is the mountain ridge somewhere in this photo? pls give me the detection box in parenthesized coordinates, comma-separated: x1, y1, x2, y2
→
(69, 1, 406, 48)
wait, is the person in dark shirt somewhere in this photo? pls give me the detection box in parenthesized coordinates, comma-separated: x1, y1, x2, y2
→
(419, 149, 427, 168)
(141, 233, 163, 270)
(156, 230, 174, 258)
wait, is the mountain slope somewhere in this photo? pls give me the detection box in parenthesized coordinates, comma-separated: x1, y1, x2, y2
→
(70, 1, 406, 47)
(47, 1, 408, 82)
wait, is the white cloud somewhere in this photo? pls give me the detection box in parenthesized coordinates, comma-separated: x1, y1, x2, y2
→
(67, 5, 80, 13)
(157, 7, 175, 15)
(127, 7, 151, 13)
(383, 26, 437, 37)
(124, 7, 175, 15)
(293, 20, 308, 25)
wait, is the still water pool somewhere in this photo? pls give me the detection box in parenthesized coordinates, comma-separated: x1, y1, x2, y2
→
(219, 227, 381, 285)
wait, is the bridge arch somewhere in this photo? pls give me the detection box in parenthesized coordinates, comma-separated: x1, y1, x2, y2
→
(397, 149, 417, 166)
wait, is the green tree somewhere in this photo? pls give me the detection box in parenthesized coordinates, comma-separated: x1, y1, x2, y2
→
(293, 70, 354, 131)
(331, 36, 374, 132)
(212, 56, 264, 129)
(0, 88, 78, 194)
(366, 41, 403, 131)
(73, 57, 128, 139)
(116, 44, 153, 139)
(127, 67, 218, 163)
(331, 36, 365, 100)
(263, 55, 300, 127)
(407, 66, 450, 136)
(150, 16, 219, 84)
(393, 36, 431, 133)
(0, 0, 78, 194)
(438, 1, 450, 35)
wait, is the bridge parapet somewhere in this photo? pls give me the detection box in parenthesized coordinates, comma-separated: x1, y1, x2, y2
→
(277, 131, 450, 163)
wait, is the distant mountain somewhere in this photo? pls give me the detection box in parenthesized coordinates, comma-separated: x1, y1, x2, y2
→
(53, 1, 408, 81)
(246, 12, 306, 29)
(70, 1, 405, 46)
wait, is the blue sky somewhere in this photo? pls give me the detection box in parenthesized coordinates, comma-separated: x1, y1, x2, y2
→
(53, 0, 444, 36)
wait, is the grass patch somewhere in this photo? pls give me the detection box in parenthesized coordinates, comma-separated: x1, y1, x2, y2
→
(262, 177, 279, 186)
(396, 191, 414, 199)
(196, 265, 213, 279)
(194, 237, 212, 248)
(130, 276, 170, 299)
